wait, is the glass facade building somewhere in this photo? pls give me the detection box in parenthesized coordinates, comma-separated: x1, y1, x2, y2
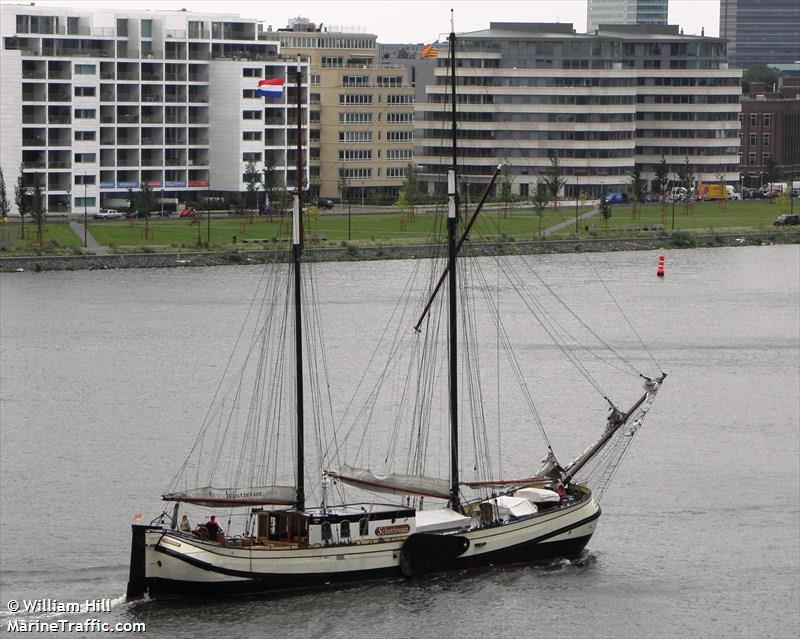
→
(587, 0, 668, 33)
(720, 0, 800, 69)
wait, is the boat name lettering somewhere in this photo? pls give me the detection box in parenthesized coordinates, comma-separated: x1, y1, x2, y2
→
(224, 489, 268, 499)
(161, 537, 181, 548)
(374, 524, 410, 536)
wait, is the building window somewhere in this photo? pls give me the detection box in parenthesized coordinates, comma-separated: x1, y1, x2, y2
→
(342, 75, 369, 87)
(74, 108, 96, 119)
(763, 113, 771, 127)
(242, 152, 262, 162)
(74, 64, 96, 75)
(387, 112, 414, 123)
(74, 196, 96, 207)
(242, 68, 261, 78)
(386, 167, 407, 178)
(141, 19, 152, 38)
(242, 89, 257, 99)
(387, 94, 414, 104)
(74, 86, 96, 97)
(339, 112, 372, 124)
(242, 131, 262, 141)
(74, 174, 96, 185)
(339, 130, 372, 143)
(748, 152, 756, 165)
(339, 94, 372, 105)
(321, 56, 343, 67)
(74, 152, 96, 163)
(387, 130, 413, 142)
(763, 133, 770, 147)
(310, 74, 320, 86)
(310, 110, 320, 123)
(338, 167, 372, 179)
(762, 153, 770, 164)
(242, 110, 262, 120)
(749, 113, 758, 127)
(748, 133, 757, 146)
(387, 149, 413, 160)
(338, 149, 372, 161)
(74, 130, 96, 141)
(376, 75, 403, 87)
(340, 521, 350, 539)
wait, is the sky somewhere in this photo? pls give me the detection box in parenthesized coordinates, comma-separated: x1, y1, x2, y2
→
(2, 0, 721, 40)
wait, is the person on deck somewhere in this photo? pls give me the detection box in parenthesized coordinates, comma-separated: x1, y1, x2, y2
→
(205, 515, 222, 541)
(179, 514, 191, 533)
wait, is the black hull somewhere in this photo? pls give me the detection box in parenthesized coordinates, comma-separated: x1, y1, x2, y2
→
(142, 533, 592, 599)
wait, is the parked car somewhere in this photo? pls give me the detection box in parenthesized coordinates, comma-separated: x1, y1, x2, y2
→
(773, 214, 800, 226)
(638, 193, 660, 204)
(742, 188, 763, 200)
(259, 205, 279, 216)
(94, 209, 122, 219)
(317, 198, 335, 209)
(604, 192, 628, 204)
(179, 206, 196, 218)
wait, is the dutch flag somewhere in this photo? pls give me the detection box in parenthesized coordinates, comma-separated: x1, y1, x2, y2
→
(256, 78, 284, 98)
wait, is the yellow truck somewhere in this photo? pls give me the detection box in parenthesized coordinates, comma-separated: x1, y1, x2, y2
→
(697, 182, 730, 201)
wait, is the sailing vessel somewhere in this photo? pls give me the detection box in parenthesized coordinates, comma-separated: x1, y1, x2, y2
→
(127, 25, 665, 600)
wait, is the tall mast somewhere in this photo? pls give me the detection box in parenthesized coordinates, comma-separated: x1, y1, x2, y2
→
(293, 58, 305, 512)
(447, 14, 460, 512)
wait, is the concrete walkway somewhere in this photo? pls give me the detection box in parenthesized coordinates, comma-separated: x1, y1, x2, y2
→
(69, 217, 108, 256)
(542, 206, 600, 236)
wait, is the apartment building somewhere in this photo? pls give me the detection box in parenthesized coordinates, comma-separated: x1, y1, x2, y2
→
(415, 22, 741, 199)
(0, 5, 308, 215)
(263, 18, 415, 202)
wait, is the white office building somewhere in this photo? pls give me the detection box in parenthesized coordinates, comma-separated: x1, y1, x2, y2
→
(416, 22, 741, 199)
(0, 5, 308, 215)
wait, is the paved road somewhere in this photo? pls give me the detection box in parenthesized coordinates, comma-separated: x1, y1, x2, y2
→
(543, 206, 600, 236)
(69, 217, 108, 256)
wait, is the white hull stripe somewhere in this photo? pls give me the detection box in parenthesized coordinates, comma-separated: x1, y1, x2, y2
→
(153, 509, 601, 580)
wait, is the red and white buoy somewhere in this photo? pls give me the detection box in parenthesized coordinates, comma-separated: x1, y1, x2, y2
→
(656, 255, 665, 277)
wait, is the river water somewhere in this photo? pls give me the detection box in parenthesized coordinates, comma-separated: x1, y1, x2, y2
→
(1, 246, 798, 638)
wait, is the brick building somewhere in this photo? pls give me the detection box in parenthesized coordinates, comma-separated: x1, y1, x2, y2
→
(739, 77, 800, 186)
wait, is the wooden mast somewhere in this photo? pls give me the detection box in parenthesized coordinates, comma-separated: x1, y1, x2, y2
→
(447, 14, 460, 512)
(293, 57, 305, 512)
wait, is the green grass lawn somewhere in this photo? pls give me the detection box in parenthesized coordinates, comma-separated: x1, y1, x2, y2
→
(0, 199, 796, 256)
(0, 220, 84, 253)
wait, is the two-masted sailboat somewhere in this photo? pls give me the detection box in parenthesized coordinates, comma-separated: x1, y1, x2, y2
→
(127, 25, 665, 600)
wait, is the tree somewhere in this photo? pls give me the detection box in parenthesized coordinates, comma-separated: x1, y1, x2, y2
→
(243, 161, 261, 213)
(629, 166, 645, 219)
(137, 182, 155, 237)
(654, 155, 669, 204)
(742, 65, 781, 92)
(400, 163, 422, 208)
(599, 191, 612, 230)
(544, 153, 566, 211)
(29, 178, 45, 246)
(125, 187, 137, 214)
(13, 164, 28, 239)
(0, 168, 9, 220)
(532, 180, 549, 238)
(261, 157, 282, 208)
(763, 156, 782, 185)
(500, 161, 514, 217)
(678, 157, 695, 215)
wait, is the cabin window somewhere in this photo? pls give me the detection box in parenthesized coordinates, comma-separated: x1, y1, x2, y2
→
(359, 517, 369, 536)
(340, 520, 350, 539)
(321, 521, 332, 543)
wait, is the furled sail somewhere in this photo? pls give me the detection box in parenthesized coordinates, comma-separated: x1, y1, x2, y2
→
(327, 465, 451, 499)
(162, 485, 296, 507)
